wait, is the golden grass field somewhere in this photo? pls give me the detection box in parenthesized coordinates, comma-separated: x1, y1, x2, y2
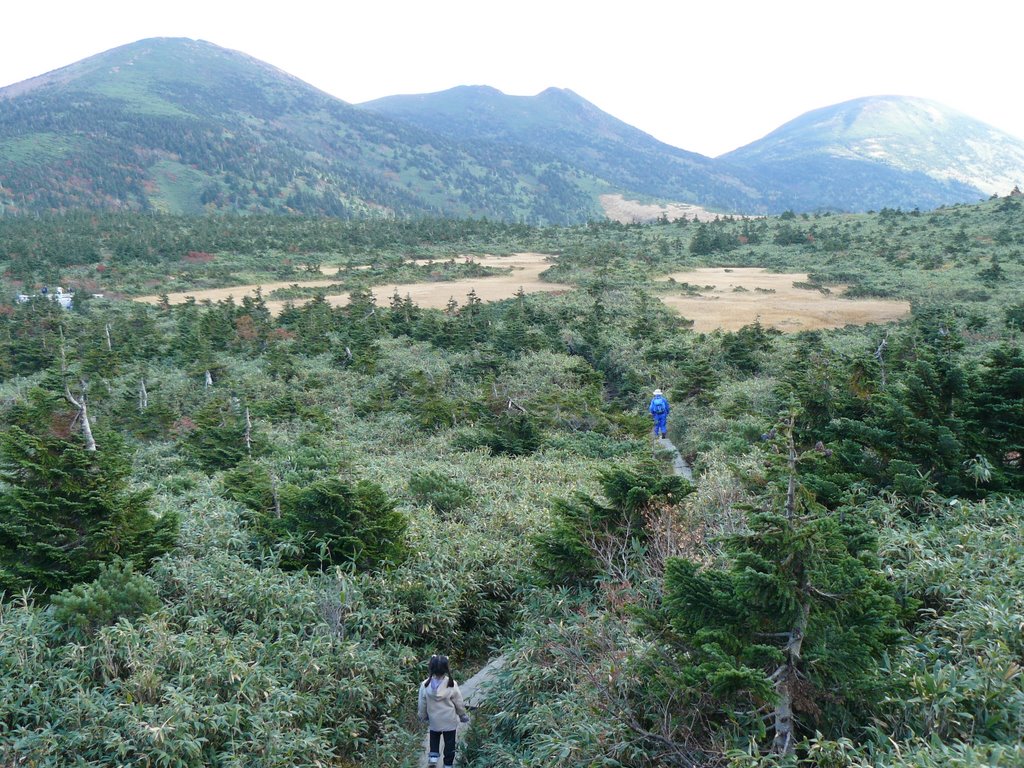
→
(599, 194, 728, 223)
(133, 253, 569, 314)
(135, 258, 909, 333)
(657, 267, 911, 332)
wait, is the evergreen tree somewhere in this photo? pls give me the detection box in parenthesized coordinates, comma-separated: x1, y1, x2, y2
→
(259, 478, 407, 572)
(182, 396, 261, 472)
(535, 460, 692, 587)
(662, 417, 900, 754)
(965, 344, 1024, 491)
(0, 393, 178, 596)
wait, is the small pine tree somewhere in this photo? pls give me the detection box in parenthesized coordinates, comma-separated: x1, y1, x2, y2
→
(535, 460, 692, 587)
(51, 560, 160, 637)
(183, 397, 261, 472)
(257, 478, 407, 572)
(0, 394, 178, 596)
(662, 416, 900, 754)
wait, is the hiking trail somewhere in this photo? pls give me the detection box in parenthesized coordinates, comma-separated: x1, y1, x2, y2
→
(415, 436, 690, 766)
(656, 434, 693, 482)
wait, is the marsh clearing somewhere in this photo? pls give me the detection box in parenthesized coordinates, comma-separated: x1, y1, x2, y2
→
(657, 267, 910, 332)
(133, 253, 568, 314)
(600, 194, 732, 223)
(134, 259, 909, 333)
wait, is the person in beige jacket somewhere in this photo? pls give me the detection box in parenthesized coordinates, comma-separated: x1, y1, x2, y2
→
(417, 655, 469, 768)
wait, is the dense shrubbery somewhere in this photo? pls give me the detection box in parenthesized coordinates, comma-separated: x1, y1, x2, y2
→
(1, 200, 1023, 766)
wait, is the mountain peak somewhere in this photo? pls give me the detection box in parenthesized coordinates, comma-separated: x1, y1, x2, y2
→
(724, 94, 1024, 197)
(0, 37, 326, 103)
(4, 38, 1024, 219)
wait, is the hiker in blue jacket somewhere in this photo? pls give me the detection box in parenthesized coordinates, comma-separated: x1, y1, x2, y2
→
(649, 389, 670, 439)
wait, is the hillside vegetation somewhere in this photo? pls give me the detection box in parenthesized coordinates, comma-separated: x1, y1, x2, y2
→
(4, 39, 1024, 221)
(0, 39, 600, 223)
(0, 197, 1022, 767)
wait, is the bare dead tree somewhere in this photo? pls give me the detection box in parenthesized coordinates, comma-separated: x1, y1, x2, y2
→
(785, 413, 797, 520)
(64, 381, 96, 452)
(874, 333, 889, 389)
(580, 513, 637, 586)
(58, 325, 67, 373)
(243, 407, 253, 456)
(56, 326, 96, 451)
(271, 473, 282, 519)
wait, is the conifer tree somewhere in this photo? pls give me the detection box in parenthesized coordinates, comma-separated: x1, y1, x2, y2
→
(0, 392, 178, 596)
(256, 477, 407, 572)
(662, 415, 900, 754)
(536, 460, 692, 587)
(183, 396, 261, 472)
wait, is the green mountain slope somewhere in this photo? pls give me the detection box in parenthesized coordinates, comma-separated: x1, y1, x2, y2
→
(361, 85, 765, 213)
(0, 38, 601, 223)
(364, 89, 1024, 214)
(3, 40, 1023, 219)
(722, 95, 1024, 211)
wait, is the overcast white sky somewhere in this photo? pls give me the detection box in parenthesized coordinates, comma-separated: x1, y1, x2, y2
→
(2, 0, 1019, 157)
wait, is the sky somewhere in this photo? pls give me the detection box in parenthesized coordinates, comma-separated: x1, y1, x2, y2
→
(2, 0, 1020, 157)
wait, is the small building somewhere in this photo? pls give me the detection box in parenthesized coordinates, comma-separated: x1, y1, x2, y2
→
(16, 286, 74, 309)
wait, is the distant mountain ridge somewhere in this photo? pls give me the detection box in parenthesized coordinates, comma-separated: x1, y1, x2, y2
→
(1, 38, 1022, 219)
(0, 38, 602, 222)
(721, 96, 1024, 211)
(360, 86, 763, 213)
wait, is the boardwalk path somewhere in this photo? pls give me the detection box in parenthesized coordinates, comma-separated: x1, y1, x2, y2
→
(415, 437, 690, 766)
(657, 434, 693, 482)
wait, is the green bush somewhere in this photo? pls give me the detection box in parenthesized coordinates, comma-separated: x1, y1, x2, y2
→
(407, 470, 474, 517)
(0, 400, 178, 596)
(258, 478, 408, 571)
(51, 560, 160, 638)
(456, 411, 543, 456)
(182, 397, 263, 472)
(534, 460, 691, 587)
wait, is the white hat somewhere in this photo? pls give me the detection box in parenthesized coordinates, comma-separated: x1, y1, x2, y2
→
(653, 389, 662, 396)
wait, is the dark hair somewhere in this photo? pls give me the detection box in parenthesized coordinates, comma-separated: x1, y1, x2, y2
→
(428, 654, 454, 686)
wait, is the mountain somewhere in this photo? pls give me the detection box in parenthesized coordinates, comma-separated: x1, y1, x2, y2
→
(360, 86, 764, 213)
(0, 38, 601, 222)
(722, 96, 1024, 211)
(2, 39, 1023, 220)
(368, 88, 1024, 214)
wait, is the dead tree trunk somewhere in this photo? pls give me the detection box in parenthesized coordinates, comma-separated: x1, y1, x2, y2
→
(59, 325, 67, 372)
(771, 602, 810, 756)
(272, 474, 282, 519)
(874, 335, 888, 389)
(65, 382, 97, 452)
(785, 414, 797, 520)
(244, 407, 253, 456)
